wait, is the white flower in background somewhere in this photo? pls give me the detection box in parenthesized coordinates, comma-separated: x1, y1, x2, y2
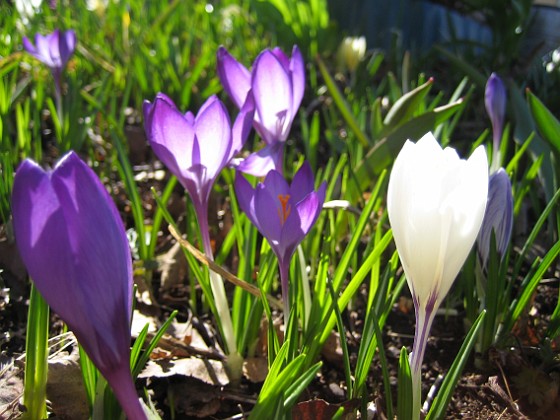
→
(387, 132, 488, 419)
(337, 36, 366, 72)
(14, 0, 42, 25)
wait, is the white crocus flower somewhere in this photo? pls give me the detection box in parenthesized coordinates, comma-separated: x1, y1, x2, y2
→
(387, 132, 488, 419)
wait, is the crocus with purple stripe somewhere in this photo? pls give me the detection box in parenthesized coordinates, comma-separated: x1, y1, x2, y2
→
(12, 152, 147, 420)
(387, 132, 488, 420)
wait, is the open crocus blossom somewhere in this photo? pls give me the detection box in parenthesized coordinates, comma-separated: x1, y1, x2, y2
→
(217, 45, 305, 176)
(143, 93, 253, 224)
(235, 162, 326, 317)
(12, 152, 147, 420)
(23, 29, 76, 95)
(476, 168, 513, 268)
(144, 93, 253, 378)
(387, 132, 488, 419)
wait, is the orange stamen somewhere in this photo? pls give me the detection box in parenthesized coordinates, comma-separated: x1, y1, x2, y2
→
(277, 194, 291, 224)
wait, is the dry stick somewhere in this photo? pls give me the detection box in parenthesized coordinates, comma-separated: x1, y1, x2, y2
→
(168, 225, 282, 309)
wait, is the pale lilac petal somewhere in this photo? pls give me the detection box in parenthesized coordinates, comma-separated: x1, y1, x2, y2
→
(235, 142, 284, 177)
(143, 93, 195, 186)
(252, 50, 293, 142)
(194, 96, 232, 179)
(217, 46, 252, 109)
(271, 47, 290, 69)
(230, 93, 255, 157)
(289, 45, 305, 112)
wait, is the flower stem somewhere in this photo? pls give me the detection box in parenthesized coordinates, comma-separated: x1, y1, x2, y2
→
(278, 257, 290, 332)
(197, 207, 242, 382)
(409, 303, 437, 420)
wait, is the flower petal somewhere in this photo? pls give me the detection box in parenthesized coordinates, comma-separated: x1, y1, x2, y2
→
(235, 141, 284, 177)
(252, 50, 293, 142)
(254, 184, 283, 252)
(234, 172, 257, 225)
(143, 93, 195, 187)
(230, 93, 255, 157)
(194, 95, 232, 180)
(289, 45, 305, 113)
(290, 161, 315, 203)
(217, 46, 251, 109)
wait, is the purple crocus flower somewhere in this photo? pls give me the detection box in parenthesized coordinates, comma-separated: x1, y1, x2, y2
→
(477, 168, 513, 268)
(217, 45, 305, 176)
(23, 29, 76, 96)
(485, 73, 506, 170)
(235, 162, 326, 317)
(12, 152, 147, 420)
(143, 93, 253, 254)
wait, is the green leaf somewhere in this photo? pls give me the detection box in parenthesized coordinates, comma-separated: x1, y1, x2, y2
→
(382, 78, 433, 129)
(526, 89, 560, 155)
(426, 310, 486, 420)
(397, 346, 412, 420)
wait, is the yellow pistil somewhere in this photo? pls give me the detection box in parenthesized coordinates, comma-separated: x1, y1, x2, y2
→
(277, 194, 291, 225)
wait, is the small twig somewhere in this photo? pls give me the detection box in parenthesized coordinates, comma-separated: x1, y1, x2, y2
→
(423, 373, 444, 413)
(168, 224, 282, 309)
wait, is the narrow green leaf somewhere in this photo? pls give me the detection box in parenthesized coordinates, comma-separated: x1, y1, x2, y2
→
(397, 346, 413, 420)
(426, 310, 486, 420)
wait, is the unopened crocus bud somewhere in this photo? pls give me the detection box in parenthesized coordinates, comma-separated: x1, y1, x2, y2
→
(485, 73, 506, 170)
(477, 168, 513, 268)
(337, 36, 366, 72)
(12, 152, 147, 419)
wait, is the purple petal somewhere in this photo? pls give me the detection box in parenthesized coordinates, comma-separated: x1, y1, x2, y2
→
(289, 45, 305, 113)
(13, 152, 133, 369)
(234, 173, 257, 225)
(485, 73, 506, 148)
(194, 96, 232, 179)
(143, 93, 195, 187)
(262, 168, 290, 197)
(235, 141, 284, 177)
(252, 50, 293, 142)
(294, 182, 326, 235)
(290, 161, 315, 203)
(217, 46, 252, 109)
(230, 93, 255, 157)
(58, 29, 77, 67)
(254, 184, 283, 250)
(271, 47, 290, 69)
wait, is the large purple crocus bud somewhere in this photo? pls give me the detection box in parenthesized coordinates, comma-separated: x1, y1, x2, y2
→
(217, 45, 305, 176)
(23, 29, 77, 96)
(235, 162, 326, 317)
(12, 152, 147, 420)
(476, 168, 513, 268)
(485, 73, 506, 170)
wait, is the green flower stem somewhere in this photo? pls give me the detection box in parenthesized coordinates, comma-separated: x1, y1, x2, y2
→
(199, 211, 241, 382)
(409, 304, 437, 420)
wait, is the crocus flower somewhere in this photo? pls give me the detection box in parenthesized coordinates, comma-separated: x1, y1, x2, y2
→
(485, 73, 506, 171)
(12, 152, 147, 420)
(23, 29, 77, 96)
(235, 162, 326, 317)
(217, 45, 305, 176)
(476, 168, 513, 268)
(337, 36, 366, 72)
(387, 132, 488, 419)
(143, 93, 253, 377)
(143, 93, 253, 252)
